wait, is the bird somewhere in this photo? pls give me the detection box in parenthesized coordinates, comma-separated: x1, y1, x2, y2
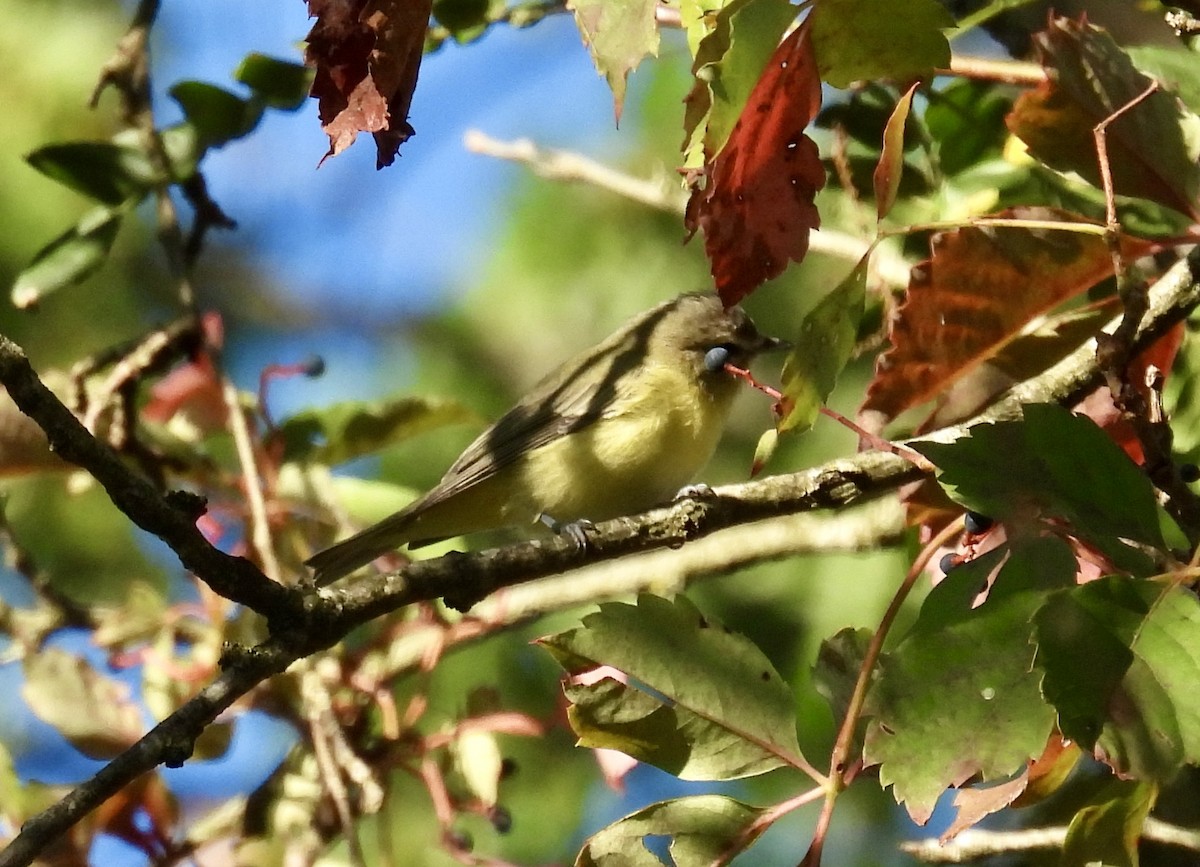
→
(306, 292, 785, 585)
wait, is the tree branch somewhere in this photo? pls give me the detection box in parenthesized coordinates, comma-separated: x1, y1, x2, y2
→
(1, 248, 1199, 867)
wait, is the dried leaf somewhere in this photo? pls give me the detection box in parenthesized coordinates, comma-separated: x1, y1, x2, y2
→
(874, 83, 918, 220)
(1007, 16, 1200, 219)
(685, 19, 825, 306)
(861, 207, 1152, 426)
(305, 0, 434, 168)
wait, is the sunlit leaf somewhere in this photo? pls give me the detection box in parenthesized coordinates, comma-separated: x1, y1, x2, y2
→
(576, 795, 765, 867)
(777, 253, 867, 433)
(863, 537, 1072, 824)
(874, 84, 918, 219)
(861, 207, 1152, 425)
(681, 0, 799, 166)
(568, 0, 658, 122)
(810, 0, 953, 89)
(12, 207, 122, 308)
(540, 595, 806, 777)
(169, 81, 262, 149)
(278, 395, 477, 465)
(22, 649, 144, 760)
(685, 18, 825, 306)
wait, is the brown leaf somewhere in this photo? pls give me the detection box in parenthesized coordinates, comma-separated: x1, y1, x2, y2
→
(874, 83, 918, 221)
(22, 648, 144, 759)
(860, 207, 1153, 427)
(305, 0, 433, 168)
(1007, 16, 1200, 219)
(685, 19, 826, 307)
(941, 773, 1029, 842)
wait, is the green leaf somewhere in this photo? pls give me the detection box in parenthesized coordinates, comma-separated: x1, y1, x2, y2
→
(235, 53, 314, 110)
(926, 79, 1012, 175)
(810, 0, 953, 89)
(568, 0, 659, 121)
(22, 648, 144, 759)
(1062, 780, 1157, 867)
(777, 253, 867, 433)
(564, 675, 781, 780)
(576, 795, 765, 867)
(539, 595, 806, 775)
(169, 81, 263, 150)
(863, 536, 1071, 824)
(1127, 44, 1200, 119)
(914, 403, 1167, 575)
(682, 0, 799, 165)
(1035, 578, 1200, 780)
(12, 207, 122, 308)
(278, 396, 477, 465)
(26, 142, 157, 205)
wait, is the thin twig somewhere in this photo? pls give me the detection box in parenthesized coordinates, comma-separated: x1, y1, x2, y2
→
(940, 55, 1046, 86)
(464, 129, 913, 287)
(221, 378, 281, 583)
(902, 816, 1200, 862)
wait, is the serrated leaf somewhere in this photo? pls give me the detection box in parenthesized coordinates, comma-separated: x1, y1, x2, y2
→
(810, 0, 953, 89)
(26, 142, 157, 205)
(22, 648, 144, 760)
(539, 595, 806, 775)
(914, 404, 1167, 574)
(1035, 578, 1200, 780)
(863, 537, 1071, 824)
(568, 0, 659, 122)
(12, 208, 122, 308)
(279, 396, 476, 465)
(778, 253, 867, 433)
(234, 53, 314, 110)
(1062, 780, 1157, 867)
(565, 676, 781, 780)
(576, 795, 765, 867)
(861, 208, 1152, 425)
(1008, 17, 1200, 219)
(169, 81, 263, 150)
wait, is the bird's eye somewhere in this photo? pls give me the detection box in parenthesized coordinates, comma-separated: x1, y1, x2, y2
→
(704, 345, 733, 372)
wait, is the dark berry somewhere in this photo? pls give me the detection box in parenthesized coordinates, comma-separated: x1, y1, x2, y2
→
(1181, 464, 1200, 483)
(964, 512, 994, 535)
(490, 805, 513, 834)
(939, 552, 960, 574)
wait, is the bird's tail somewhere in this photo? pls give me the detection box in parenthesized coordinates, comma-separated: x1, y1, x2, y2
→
(306, 512, 414, 586)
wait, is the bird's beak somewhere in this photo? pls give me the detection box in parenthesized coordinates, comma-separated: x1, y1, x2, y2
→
(758, 335, 792, 355)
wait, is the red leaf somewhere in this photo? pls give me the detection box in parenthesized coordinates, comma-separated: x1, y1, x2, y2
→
(305, 0, 433, 169)
(861, 208, 1154, 427)
(685, 19, 826, 307)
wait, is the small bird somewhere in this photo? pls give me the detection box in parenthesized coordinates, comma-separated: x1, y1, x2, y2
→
(306, 292, 785, 585)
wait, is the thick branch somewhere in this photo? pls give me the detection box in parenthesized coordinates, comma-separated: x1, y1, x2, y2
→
(0, 336, 296, 618)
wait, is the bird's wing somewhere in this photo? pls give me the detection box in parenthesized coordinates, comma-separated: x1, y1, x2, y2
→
(415, 334, 644, 510)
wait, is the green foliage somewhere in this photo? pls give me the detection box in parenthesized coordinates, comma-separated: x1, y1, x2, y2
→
(540, 595, 806, 779)
(915, 404, 1168, 574)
